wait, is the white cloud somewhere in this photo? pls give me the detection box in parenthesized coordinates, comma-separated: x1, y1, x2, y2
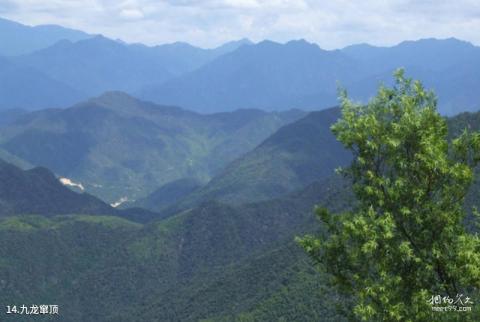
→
(119, 8, 144, 20)
(1, 0, 479, 48)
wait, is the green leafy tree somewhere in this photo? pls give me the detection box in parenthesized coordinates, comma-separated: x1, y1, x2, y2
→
(298, 70, 480, 321)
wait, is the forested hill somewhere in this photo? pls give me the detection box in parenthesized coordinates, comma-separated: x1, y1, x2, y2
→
(155, 107, 351, 214)
(143, 106, 480, 216)
(2, 105, 480, 321)
(0, 159, 114, 216)
(0, 92, 305, 202)
(0, 174, 352, 321)
(0, 159, 160, 222)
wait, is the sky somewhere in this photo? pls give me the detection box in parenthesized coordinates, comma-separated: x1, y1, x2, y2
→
(1, 0, 480, 49)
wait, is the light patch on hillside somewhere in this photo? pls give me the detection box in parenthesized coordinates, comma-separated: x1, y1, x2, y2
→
(59, 177, 85, 191)
(111, 197, 128, 208)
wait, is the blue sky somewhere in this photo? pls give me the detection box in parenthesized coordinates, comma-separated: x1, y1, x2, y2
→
(1, 0, 480, 49)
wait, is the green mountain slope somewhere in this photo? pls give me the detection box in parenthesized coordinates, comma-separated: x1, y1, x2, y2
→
(0, 159, 115, 216)
(170, 107, 350, 211)
(0, 174, 352, 321)
(2, 101, 479, 322)
(0, 159, 160, 223)
(0, 92, 305, 202)
(164, 104, 480, 216)
(129, 177, 202, 212)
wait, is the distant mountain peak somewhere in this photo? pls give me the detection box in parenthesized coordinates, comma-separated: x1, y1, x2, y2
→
(257, 39, 281, 46)
(220, 38, 253, 46)
(81, 34, 123, 46)
(285, 39, 323, 50)
(341, 42, 378, 50)
(16, 32, 122, 56)
(236, 38, 322, 53)
(73, 91, 188, 117)
(169, 41, 197, 48)
(86, 91, 141, 108)
(96, 90, 135, 100)
(343, 37, 476, 52)
(213, 38, 254, 55)
(286, 38, 310, 45)
(0, 16, 91, 56)
(391, 37, 475, 50)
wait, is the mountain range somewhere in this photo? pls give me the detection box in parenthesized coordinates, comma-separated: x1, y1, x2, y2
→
(158, 107, 351, 214)
(0, 55, 84, 110)
(1, 17, 479, 115)
(12, 36, 252, 98)
(0, 17, 92, 56)
(1, 93, 479, 321)
(1, 15, 480, 322)
(0, 93, 353, 319)
(140, 39, 365, 113)
(5, 106, 478, 320)
(142, 38, 480, 115)
(0, 92, 305, 202)
(0, 162, 351, 321)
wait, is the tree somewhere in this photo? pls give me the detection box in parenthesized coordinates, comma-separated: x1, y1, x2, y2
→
(298, 70, 480, 321)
